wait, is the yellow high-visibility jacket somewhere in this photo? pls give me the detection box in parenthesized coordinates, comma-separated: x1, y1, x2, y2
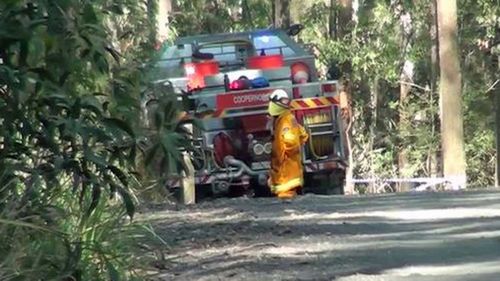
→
(269, 111, 309, 195)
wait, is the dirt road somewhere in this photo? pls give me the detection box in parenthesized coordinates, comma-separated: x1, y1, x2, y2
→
(144, 190, 500, 281)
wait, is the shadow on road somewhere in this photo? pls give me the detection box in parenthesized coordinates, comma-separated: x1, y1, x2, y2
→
(144, 189, 500, 281)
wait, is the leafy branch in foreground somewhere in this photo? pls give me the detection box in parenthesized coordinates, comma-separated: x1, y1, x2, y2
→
(0, 1, 181, 280)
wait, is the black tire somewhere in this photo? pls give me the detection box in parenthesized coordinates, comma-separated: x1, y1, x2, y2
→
(171, 184, 214, 204)
(251, 178, 273, 197)
(304, 169, 345, 195)
(195, 184, 214, 202)
(329, 169, 346, 195)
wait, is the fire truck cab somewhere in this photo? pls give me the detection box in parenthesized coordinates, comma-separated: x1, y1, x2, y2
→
(154, 26, 348, 199)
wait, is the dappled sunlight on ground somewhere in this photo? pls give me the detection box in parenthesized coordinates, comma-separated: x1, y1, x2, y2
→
(383, 260, 500, 276)
(145, 190, 500, 281)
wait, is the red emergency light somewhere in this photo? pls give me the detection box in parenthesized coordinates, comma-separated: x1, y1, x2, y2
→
(185, 60, 220, 90)
(291, 62, 310, 84)
(247, 54, 284, 69)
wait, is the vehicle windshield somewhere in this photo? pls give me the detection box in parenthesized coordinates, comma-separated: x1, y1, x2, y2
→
(252, 35, 295, 56)
(199, 44, 238, 63)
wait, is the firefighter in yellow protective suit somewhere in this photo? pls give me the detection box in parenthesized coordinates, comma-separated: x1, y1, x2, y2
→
(267, 89, 309, 199)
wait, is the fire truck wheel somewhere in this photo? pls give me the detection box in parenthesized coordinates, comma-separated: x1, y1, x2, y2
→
(329, 169, 346, 195)
(171, 185, 205, 204)
(195, 185, 213, 202)
(304, 170, 345, 195)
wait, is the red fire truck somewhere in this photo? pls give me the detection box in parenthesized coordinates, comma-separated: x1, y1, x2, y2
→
(154, 26, 348, 200)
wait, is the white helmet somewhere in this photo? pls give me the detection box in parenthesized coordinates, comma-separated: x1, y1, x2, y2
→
(269, 89, 290, 108)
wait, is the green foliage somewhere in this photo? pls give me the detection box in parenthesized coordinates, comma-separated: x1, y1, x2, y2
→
(301, 0, 426, 185)
(300, 0, 497, 187)
(0, 0, 184, 279)
(170, 0, 272, 36)
(1, 0, 140, 221)
(142, 83, 194, 178)
(0, 189, 152, 281)
(458, 0, 499, 186)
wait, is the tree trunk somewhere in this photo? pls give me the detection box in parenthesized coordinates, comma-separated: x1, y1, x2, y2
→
(329, 0, 337, 39)
(290, 0, 301, 25)
(496, 55, 500, 187)
(496, 82, 499, 187)
(273, 0, 290, 28)
(241, 0, 253, 27)
(368, 78, 379, 193)
(338, 0, 352, 76)
(147, 0, 157, 43)
(397, 8, 413, 192)
(339, 0, 354, 193)
(342, 80, 355, 194)
(157, 0, 172, 42)
(398, 69, 411, 192)
(338, 0, 352, 39)
(436, 0, 466, 190)
(429, 0, 440, 179)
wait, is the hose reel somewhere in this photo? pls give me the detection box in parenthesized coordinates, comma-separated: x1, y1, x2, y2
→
(303, 110, 336, 160)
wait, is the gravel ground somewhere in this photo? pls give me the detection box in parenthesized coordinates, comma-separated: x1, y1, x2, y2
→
(142, 189, 500, 281)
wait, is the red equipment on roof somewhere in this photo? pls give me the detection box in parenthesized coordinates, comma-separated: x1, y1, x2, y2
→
(185, 60, 220, 90)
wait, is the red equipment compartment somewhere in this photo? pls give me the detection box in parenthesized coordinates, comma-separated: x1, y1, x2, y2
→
(321, 83, 337, 94)
(185, 60, 220, 90)
(212, 132, 235, 167)
(241, 115, 269, 133)
(247, 54, 284, 69)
